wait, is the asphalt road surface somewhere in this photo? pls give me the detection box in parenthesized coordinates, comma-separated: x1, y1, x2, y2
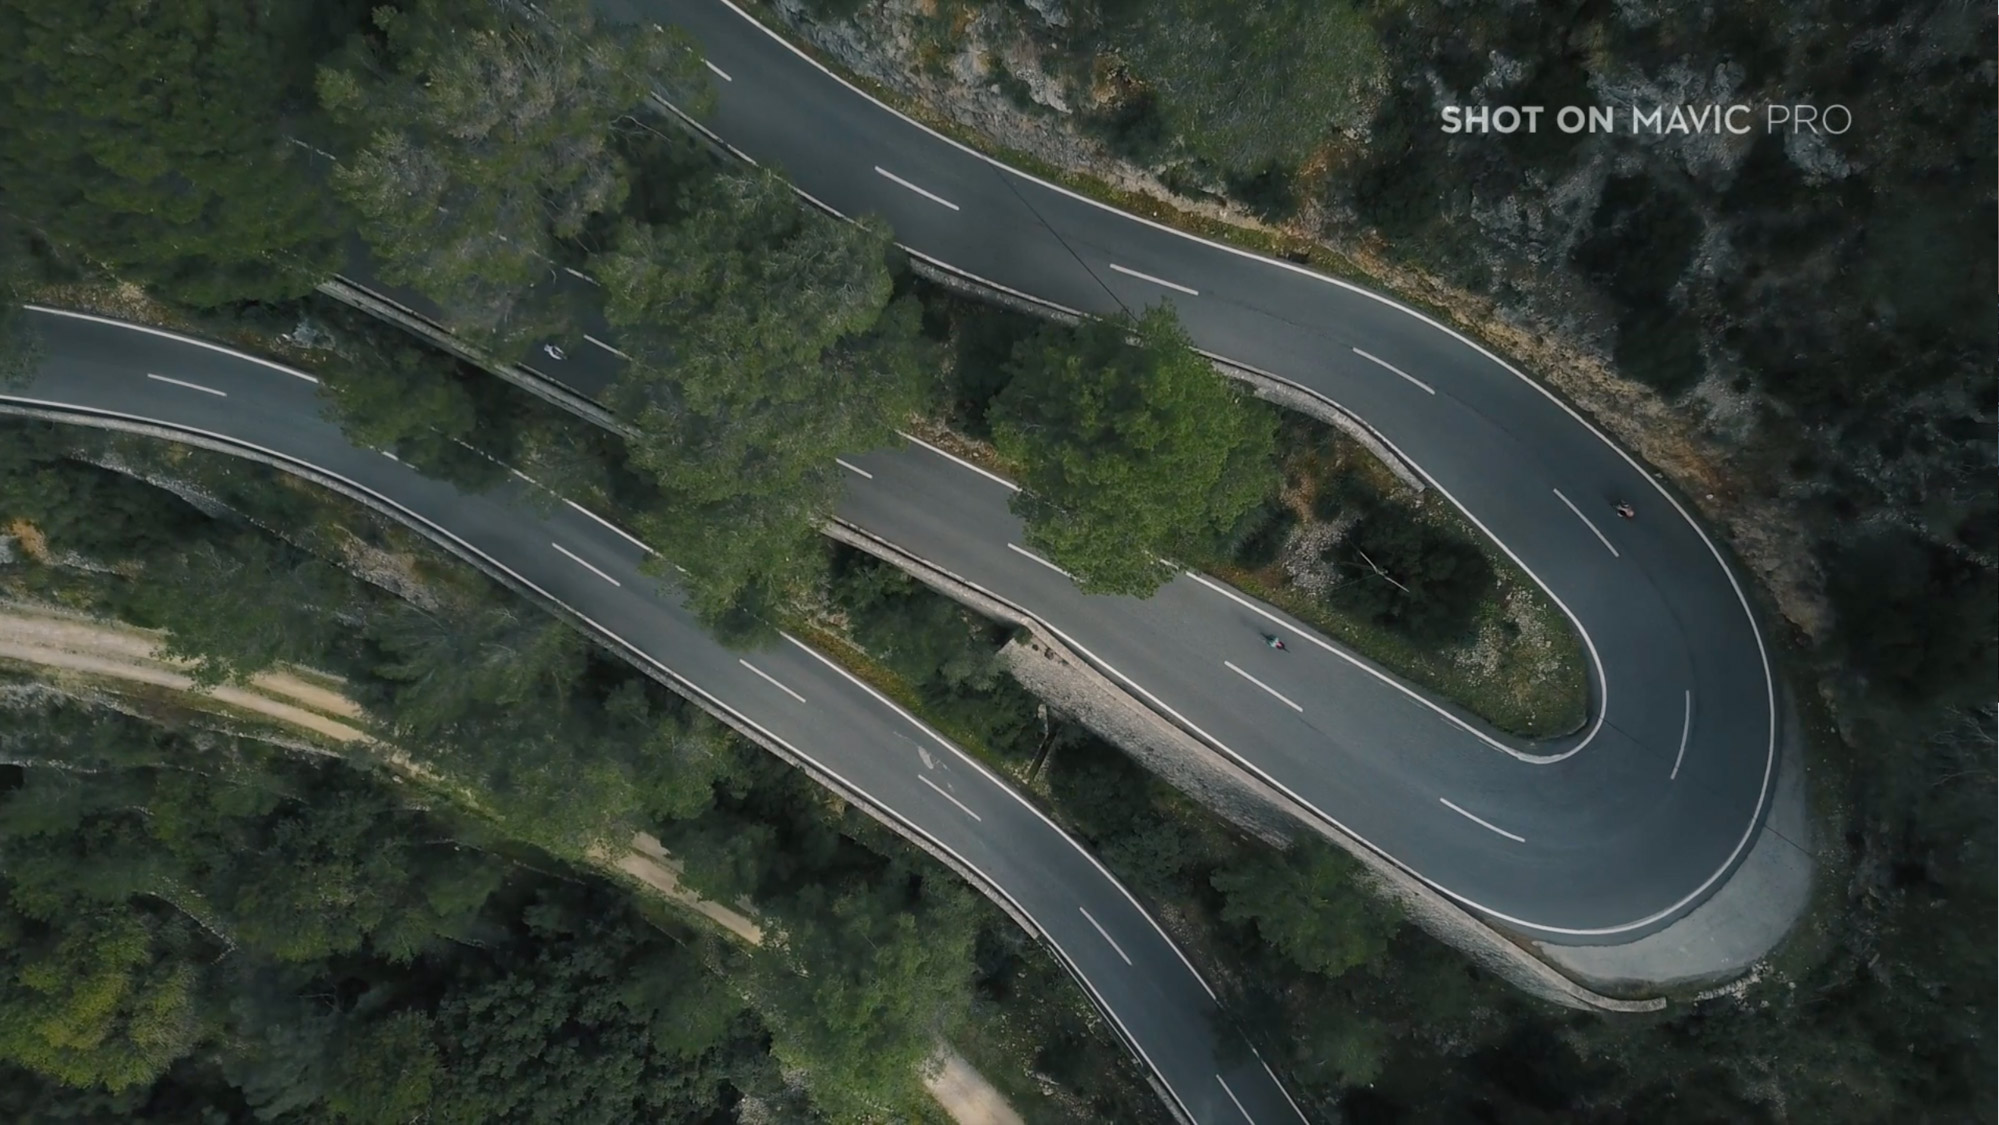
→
(4, 306, 1306, 1125)
(514, 0, 1780, 942)
(13, 6, 1784, 1114)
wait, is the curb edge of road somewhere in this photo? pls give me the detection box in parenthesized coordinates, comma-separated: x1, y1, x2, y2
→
(0, 402, 1206, 1125)
(826, 517, 1667, 1014)
(314, 277, 639, 440)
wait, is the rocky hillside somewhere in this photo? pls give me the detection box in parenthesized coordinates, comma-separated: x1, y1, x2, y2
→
(767, 0, 1995, 710)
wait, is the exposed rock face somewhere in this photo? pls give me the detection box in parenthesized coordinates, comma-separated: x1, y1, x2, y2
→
(749, 0, 1991, 658)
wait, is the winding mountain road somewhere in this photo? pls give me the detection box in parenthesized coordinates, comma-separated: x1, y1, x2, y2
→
(525, 0, 1783, 942)
(7, 4, 1792, 1118)
(4, 306, 1305, 1125)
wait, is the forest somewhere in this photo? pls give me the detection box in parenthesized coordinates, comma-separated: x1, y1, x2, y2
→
(0, 0, 1992, 1120)
(5, 413, 1989, 1120)
(1, 419, 1175, 1121)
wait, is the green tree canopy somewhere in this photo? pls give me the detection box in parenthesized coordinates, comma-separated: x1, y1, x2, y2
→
(990, 307, 1279, 595)
(0, 903, 203, 1092)
(0, 220, 44, 388)
(592, 171, 932, 626)
(1210, 839, 1402, 981)
(318, 0, 710, 352)
(0, 0, 345, 306)
(751, 873, 978, 1121)
(134, 534, 350, 686)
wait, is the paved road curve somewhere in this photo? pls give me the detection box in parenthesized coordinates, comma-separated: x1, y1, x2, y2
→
(4, 306, 1307, 1125)
(511, 0, 1782, 942)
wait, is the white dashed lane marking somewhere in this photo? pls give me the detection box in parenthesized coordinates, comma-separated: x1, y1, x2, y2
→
(874, 165, 961, 211)
(145, 373, 226, 397)
(551, 542, 621, 587)
(1109, 262, 1199, 296)
(1439, 797, 1525, 843)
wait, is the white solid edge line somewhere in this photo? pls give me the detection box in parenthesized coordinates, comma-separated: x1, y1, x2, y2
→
(1351, 347, 1436, 395)
(1078, 907, 1133, 966)
(897, 429, 1020, 491)
(703, 58, 733, 82)
(1671, 690, 1693, 781)
(1216, 1074, 1255, 1123)
(649, 92, 760, 167)
(1222, 660, 1303, 713)
(6, 394, 1225, 1125)
(1552, 488, 1621, 559)
(874, 165, 961, 211)
(562, 266, 599, 285)
(778, 638, 967, 760)
(1108, 262, 1199, 296)
(1258, 1055, 1313, 1125)
(550, 541, 621, 587)
(738, 658, 806, 704)
(582, 333, 631, 360)
(1006, 542, 1073, 579)
(918, 774, 982, 822)
(28, 305, 320, 384)
(511, 468, 539, 485)
(696, 0, 1778, 929)
(1439, 797, 1526, 843)
(144, 373, 226, 397)
(834, 458, 874, 479)
(778, 632, 1224, 1002)
(380, 450, 398, 461)
(563, 498, 656, 556)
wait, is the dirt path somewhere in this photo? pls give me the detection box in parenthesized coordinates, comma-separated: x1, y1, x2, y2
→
(0, 600, 1019, 1125)
(0, 602, 372, 743)
(926, 1048, 1027, 1125)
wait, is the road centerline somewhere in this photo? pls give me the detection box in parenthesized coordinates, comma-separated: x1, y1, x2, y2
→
(1351, 347, 1436, 394)
(703, 58, 732, 82)
(1222, 660, 1303, 713)
(1439, 797, 1526, 843)
(145, 373, 226, 397)
(1078, 907, 1133, 965)
(562, 499, 655, 556)
(1552, 488, 1621, 558)
(1108, 262, 1199, 296)
(550, 541, 621, 587)
(834, 458, 873, 479)
(917, 774, 982, 821)
(874, 165, 961, 211)
(738, 659, 807, 704)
